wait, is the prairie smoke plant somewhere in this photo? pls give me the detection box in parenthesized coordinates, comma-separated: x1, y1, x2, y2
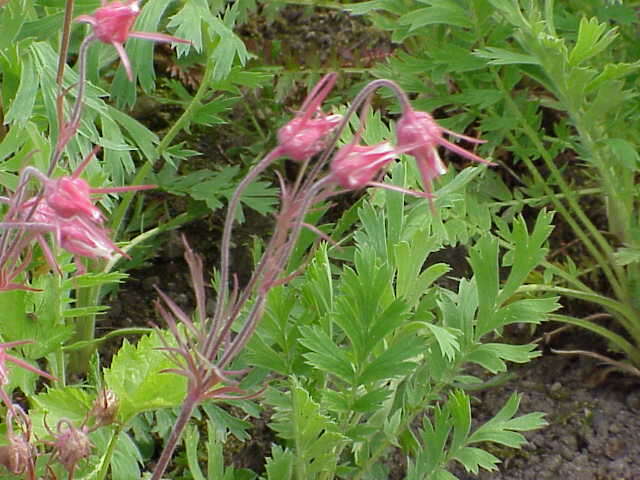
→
(0, 407, 35, 477)
(0, 153, 154, 281)
(150, 74, 495, 479)
(151, 238, 263, 480)
(76, 0, 190, 81)
(330, 142, 397, 190)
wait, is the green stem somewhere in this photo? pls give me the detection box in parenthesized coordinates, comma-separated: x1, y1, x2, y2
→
(67, 264, 102, 376)
(51, 274, 66, 385)
(96, 426, 121, 480)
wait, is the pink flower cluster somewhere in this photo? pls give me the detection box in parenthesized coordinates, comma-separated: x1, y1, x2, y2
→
(0, 150, 153, 289)
(277, 74, 493, 203)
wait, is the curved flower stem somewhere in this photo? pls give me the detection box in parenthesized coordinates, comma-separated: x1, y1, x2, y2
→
(303, 78, 411, 188)
(55, 0, 75, 121)
(209, 146, 284, 343)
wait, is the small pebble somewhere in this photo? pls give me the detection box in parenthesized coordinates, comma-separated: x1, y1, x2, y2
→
(549, 381, 562, 392)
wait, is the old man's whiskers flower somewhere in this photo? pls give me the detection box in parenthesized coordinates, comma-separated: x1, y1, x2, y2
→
(277, 73, 343, 162)
(0, 148, 154, 280)
(396, 105, 492, 208)
(75, 0, 190, 81)
(149, 74, 494, 480)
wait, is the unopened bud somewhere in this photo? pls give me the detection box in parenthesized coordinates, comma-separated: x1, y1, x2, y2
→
(46, 176, 103, 223)
(90, 389, 119, 427)
(92, 0, 140, 44)
(278, 114, 342, 162)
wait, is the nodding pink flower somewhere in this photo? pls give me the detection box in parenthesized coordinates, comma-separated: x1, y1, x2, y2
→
(38, 148, 154, 224)
(277, 73, 343, 162)
(46, 177, 103, 223)
(75, 0, 190, 81)
(396, 107, 492, 197)
(330, 142, 397, 190)
(58, 215, 124, 260)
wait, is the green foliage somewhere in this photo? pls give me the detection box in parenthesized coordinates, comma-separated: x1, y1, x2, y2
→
(407, 391, 546, 478)
(345, 0, 640, 370)
(268, 378, 348, 479)
(248, 150, 555, 477)
(103, 332, 187, 424)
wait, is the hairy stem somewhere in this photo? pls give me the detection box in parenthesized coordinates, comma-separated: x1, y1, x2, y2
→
(150, 391, 200, 480)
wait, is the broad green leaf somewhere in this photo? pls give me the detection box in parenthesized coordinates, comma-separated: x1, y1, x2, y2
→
(357, 335, 423, 385)
(468, 235, 499, 339)
(498, 210, 554, 304)
(110, 431, 143, 480)
(466, 343, 539, 373)
(268, 379, 347, 478)
(473, 47, 540, 66)
(604, 138, 640, 171)
(423, 323, 461, 362)
(399, 2, 469, 30)
(468, 393, 547, 446)
(103, 332, 187, 423)
(492, 296, 559, 331)
(453, 446, 500, 473)
(30, 387, 94, 438)
(614, 247, 640, 266)
(264, 445, 294, 480)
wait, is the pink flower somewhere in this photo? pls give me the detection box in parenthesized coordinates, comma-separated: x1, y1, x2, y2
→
(396, 107, 492, 196)
(45, 177, 103, 223)
(27, 202, 123, 261)
(277, 73, 343, 162)
(59, 216, 124, 260)
(76, 0, 190, 81)
(330, 142, 397, 190)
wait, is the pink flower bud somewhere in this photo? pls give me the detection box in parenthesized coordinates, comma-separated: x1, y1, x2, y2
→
(59, 217, 121, 259)
(76, 0, 190, 81)
(45, 177, 103, 223)
(92, 0, 139, 44)
(277, 113, 342, 162)
(277, 73, 341, 162)
(330, 142, 397, 190)
(396, 106, 491, 210)
(396, 109, 448, 190)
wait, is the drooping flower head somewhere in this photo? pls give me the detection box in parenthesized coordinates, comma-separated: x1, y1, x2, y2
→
(330, 142, 397, 190)
(277, 73, 343, 162)
(45, 177, 102, 223)
(90, 0, 139, 43)
(75, 0, 190, 81)
(396, 106, 492, 205)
